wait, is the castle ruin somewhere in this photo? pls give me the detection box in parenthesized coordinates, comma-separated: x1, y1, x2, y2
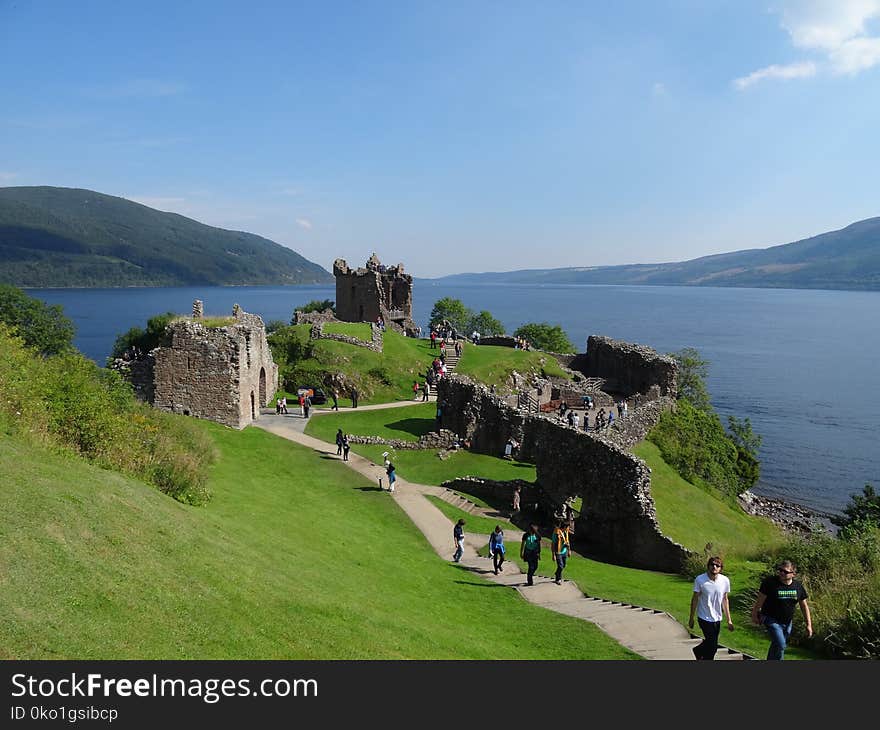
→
(114, 301, 279, 429)
(333, 253, 417, 334)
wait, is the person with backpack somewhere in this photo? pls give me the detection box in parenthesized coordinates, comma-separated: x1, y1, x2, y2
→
(335, 429, 345, 456)
(520, 524, 541, 586)
(489, 525, 505, 575)
(385, 460, 397, 493)
(342, 435, 350, 462)
(551, 519, 571, 584)
(452, 519, 465, 563)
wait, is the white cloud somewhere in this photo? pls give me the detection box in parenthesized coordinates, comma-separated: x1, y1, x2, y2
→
(733, 61, 818, 89)
(652, 82, 667, 97)
(296, 218, 313, 230)
(734, 1, 880, 87)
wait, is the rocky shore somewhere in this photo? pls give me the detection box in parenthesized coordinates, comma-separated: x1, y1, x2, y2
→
(738, 490, 834, 535)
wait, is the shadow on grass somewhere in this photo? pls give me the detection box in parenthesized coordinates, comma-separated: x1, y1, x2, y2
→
(355, 486, 386, 492)
(384, 417, 435, 439)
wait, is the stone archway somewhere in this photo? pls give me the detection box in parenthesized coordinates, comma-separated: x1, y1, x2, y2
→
(259, 367, 267, 405)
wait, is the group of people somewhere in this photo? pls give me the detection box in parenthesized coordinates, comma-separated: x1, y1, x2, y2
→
(334, 428, 351, 461)
(513, 336, 531, 351)
(554, 400, 624, 432)
(690, 557, 811, 661)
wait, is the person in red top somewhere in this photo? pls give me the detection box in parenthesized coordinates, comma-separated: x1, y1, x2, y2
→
(430, 330, 437, 349)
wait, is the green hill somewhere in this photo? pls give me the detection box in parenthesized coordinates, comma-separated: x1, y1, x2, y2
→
(0, 186, 332, 287)
(431, 216, 880, 291)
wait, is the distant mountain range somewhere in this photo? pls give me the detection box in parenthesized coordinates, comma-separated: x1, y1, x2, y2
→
(0, 186, 332, 287)
(429, 217, 880, 291)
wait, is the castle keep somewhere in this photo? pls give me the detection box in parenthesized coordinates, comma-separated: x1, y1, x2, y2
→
(333, 253, 416, 333)
(116, 301, 278, 429)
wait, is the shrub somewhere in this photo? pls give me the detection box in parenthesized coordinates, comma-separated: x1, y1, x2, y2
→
(0, 324, 214, 505)
(0, 284, 75, 356)
(110, 311, 177, 360)
(513, 323, 574, 353)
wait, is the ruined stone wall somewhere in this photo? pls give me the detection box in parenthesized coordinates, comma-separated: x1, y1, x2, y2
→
(437, 374, 689, 571)
(151, 305, 278, 429)
(293, 308, 337, 326)
(477, 336, 516, 347)
(569, 335, 677, 398)
(309, 321, 384, 352)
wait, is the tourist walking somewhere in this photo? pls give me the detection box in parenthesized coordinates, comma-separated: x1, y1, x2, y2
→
(298, 393, 305, 416)
(276, 397, 282, 415)
(335, 428, 345, 456)
(422, 378, 430, 401)
(331, 389, 339, 411)
(452, 519, 465, 563)
(342, 435, 350, 461)
(430, 330, 437, 349)
(489, 526, 505, 575)
(751, 560, 812, 660)
(281, 396, 287, 414)
(520, 524, 541, 586)
(303, 394, 312, 418)
(385, 460, 397, 493)
(351, 387, 359, 408)
(512, 485, 521, 515)
(412, 380, 420, 400)
(551, 519, 571, 585)
(689, 557, 734, 660)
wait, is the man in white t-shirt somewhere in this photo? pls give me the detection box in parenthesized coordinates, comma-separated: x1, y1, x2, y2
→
(688, 556, 734, 660)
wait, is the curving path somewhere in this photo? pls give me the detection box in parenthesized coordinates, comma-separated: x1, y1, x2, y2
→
(254, 402, 750, 660)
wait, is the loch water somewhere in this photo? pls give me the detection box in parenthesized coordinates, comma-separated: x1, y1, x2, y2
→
(27, 283, 880, 516)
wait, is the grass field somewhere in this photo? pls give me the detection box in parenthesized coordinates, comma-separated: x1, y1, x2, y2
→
(454, 343, 570, 392)
(0, 425, 637, 659)
(322, 322, 372, 341)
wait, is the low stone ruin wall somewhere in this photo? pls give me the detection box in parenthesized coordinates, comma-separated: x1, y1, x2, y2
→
(436, 374, 689, 571)
(346, 429, 459, 451)
(440, 476, 536, 513)
(294, 308, 337, 326)
(600, 397, 674, 451)
(477, 336, 517, 347)
(568, 335, 677, 398)
(309, 322, 383, 352)
(108, 355, 156, 402)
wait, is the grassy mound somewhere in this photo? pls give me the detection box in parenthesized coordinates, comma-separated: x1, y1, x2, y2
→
(0, 423, 637, 659)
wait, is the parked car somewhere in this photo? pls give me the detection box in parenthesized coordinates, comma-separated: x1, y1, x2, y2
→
(297, 387, 327, 405)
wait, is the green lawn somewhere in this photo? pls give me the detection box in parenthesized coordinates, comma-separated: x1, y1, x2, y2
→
(323, 322, 372, 341)
(455, 343, 570, 393)
(0, 426, 636, 659)
(306, 403, 437, 442)
(635, 441, 785, 558)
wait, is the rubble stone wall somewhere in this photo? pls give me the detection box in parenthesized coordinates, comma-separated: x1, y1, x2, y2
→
(568, 335, 678, 398)
(437, 374, 689, 571)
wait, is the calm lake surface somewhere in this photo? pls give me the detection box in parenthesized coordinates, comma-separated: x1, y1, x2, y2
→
(27, 283, 880, 516)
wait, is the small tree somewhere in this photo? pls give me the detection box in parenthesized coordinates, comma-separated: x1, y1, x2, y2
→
(670, 347, 711, 411)
(468, 310, 505, 337)
(430, 297, 472, 332)
(832, 485, 880, 531)
(513, 323, 574, 352)
(292, 299, 335, 322)
(0, 284, 75, 356)
(110, 312, 177, 359)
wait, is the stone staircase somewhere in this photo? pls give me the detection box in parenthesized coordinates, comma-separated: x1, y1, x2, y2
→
(437, 488, 482, 514)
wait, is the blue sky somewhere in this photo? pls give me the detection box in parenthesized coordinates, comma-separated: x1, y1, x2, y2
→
(2, 1, 880, 277)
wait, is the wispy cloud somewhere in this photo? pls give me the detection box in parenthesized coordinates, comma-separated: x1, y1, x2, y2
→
(734, 0, 880, 88)
(296, 218, 313, 230)
(651, 82, 667, 97)
(733, 61, 818, 89)
(83, 79, 186, 100)
(0, 171, 18, 183)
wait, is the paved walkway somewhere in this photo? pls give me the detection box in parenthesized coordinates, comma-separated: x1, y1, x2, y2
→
(254, 402, 749, 660)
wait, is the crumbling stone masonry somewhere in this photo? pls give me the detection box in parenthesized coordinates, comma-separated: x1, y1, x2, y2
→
(436, 374, 689, 572)
(333, 253, 417, 334)
(116, 303, 279, 429)
(566, 335, 678, 399)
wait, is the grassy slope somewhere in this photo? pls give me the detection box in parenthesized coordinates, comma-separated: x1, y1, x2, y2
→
(279, 329, 569, 406)
(322, 322, 372, 341)
(0, 426, 636, 659)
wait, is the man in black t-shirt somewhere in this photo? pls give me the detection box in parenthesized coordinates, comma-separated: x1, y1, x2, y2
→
(751, 560, 813, 660)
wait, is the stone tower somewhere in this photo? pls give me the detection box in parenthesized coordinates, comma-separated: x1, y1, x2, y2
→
(333, 253, 416, 334)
